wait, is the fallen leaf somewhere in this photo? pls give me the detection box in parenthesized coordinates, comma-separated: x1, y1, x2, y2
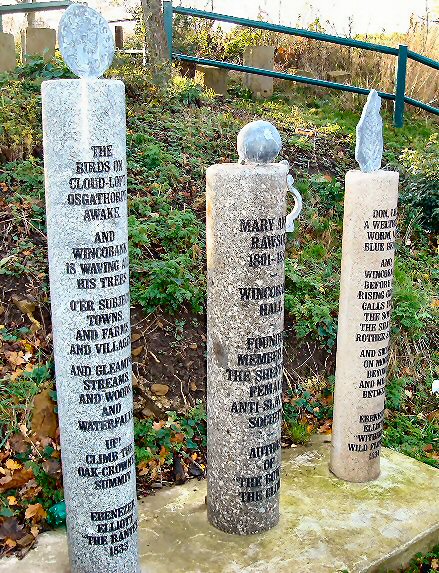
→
(0, 467, 34, 493)
(30, 526, 40, 538)
(11, 296, 36, 315)
(4, 351, 25, 367)
(31, 388, 58, 439)
(170, 433, 185, 444)
(5, 459, 21, 471)
(25, 503, 47, 523)
(131, 346, 144, 357)
(0, 517, 25, 541)
(7, 496, 17, 506)
(159, 445, 168, 463)
(152, 420, 166, 431)
(427, 410, 439, 421)
(8, 434, 29, 455)
(151, 384, 169, 396)
(42, 459, 61, 476)
(10, 369, 24, 381)
(16, 533, 35, 548)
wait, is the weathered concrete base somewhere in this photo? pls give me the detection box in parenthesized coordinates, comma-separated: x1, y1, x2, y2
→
(1, 438, 438, 573)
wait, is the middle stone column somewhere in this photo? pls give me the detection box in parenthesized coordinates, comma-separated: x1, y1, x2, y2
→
(206, 121, 297, 534)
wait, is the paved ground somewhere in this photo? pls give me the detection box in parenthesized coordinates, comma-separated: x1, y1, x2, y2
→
(1, 438, 438, 573)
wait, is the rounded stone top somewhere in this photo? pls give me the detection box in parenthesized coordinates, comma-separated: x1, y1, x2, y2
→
(237, 120, 282, 164)
(59, 4, 115, 79)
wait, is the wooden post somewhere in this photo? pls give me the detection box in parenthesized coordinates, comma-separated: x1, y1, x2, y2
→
(115, 25, 123, 49)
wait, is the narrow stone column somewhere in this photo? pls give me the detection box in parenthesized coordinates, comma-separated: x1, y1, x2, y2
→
(330, 91, 399, 482)
(42, 6, 139, 573)
(206, 121, 302, 534)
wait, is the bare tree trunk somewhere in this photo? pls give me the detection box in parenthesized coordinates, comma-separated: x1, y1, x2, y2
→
(141, 0, 171, 86)
(18, 0, 35, 27)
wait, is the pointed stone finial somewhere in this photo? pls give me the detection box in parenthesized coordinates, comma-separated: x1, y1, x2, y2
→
(237, 120, 282, 164)
(355, 90, 383, 173)
(59, 4, 115, 79)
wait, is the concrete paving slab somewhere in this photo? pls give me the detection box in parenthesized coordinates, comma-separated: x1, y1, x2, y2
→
(0, 439, 438, 573)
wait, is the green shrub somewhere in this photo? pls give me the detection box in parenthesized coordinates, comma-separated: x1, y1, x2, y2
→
(284, 258, 339, 348)
(134, 405, 206, 465)
(285, 421, 311, 445)
(383, 414, 438, 468)
(385, 377, 409, 411)
(0, 55, 75, 161)
(399, 134, 439, 233)
(392, 263, 432, 337)
(128, 195, 205, 314)
(168, 75, 207, 106)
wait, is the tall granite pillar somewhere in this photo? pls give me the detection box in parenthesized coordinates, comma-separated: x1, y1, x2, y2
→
(42, 6, 139, 572)
(330, 91, 399, 482)
(206, 121, 302, 534)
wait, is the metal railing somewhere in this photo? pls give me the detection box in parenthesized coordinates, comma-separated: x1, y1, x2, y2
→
(0, 1, 71, 31)
(162, 1, 439, 127)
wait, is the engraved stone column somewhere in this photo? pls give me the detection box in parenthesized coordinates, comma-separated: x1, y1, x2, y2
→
(330, 91, 399, 482)
(206, 121, 302, 534)
(42, 6, 139, 572)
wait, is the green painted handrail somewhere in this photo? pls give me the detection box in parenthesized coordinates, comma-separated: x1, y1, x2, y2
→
(0, 1, 71, 14)
(0, 1, 71, 32)
(173, 6, 399, 56)
(394, 45, 408, 128)
(174, 53, 396, 100)
(163, 1, 439, 127)
(407, 49, 439, 71)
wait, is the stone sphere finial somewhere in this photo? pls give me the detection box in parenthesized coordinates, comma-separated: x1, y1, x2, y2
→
(237, 120, 282, 164)
(59, 4, 115, 79)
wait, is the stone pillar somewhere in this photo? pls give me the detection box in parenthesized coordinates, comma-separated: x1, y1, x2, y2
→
(243, 46, 274, 98)
(42, 78, 139, 572)
(330, 170, 399, 482)
(115, 26, 124, 49)
(206, 121, 301, 534)
(195, 64, 228, 95)
(21, 28, 56, 62)
(0, 32, 16, 72)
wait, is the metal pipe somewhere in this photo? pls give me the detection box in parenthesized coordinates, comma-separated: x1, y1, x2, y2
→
(173, 6, 399, 55)
(407, 49, 439, 71)
(173, 53, 396, 100)
(394, 45, 408, 127)
(0, 1, 71, 14)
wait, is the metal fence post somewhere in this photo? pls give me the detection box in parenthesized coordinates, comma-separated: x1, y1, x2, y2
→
(394, 44, 408, 128)
(163, 0, 173, 61)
